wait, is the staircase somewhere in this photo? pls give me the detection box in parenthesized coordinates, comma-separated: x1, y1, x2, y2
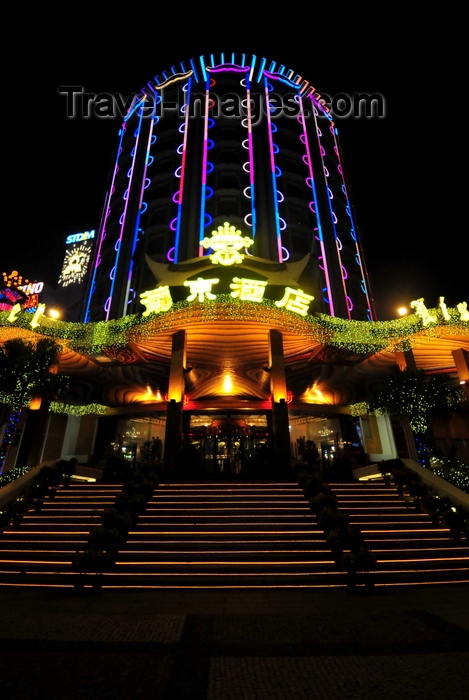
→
(0, 482, 123, 588)
(331, 479, 469, 586)
(108, 481, 339, 588)
(0, 478, 467, 590)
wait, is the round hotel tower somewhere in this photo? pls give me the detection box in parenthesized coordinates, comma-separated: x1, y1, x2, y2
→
(84, 53, 375, 324)
(80, 53, 378, 472)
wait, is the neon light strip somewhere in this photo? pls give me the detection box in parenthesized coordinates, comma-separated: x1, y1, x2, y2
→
(148, 55, 327, 112)
(245, 80, 257, 238)
(105, 103, 145, 320)
(255, 57, 267, 83)
(199, 56, 207, 83)
(263, 71, 300, 89)
(123, 117, 156, 316)
(198, 84, 211, 256)
(301, 99, 335, 316)
(208, 65, 250, 74)
(263, 81, 282, 261)
(175, 80, 191, 263)
(331, 129, 375, 320)
(314, 119, 349, 319)
(152, 70, 193, 91)
(249, 55, 257, 83)
(83, 124, 126, 322)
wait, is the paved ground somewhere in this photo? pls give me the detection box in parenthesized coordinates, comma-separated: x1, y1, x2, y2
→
(0, 582, 468, 699)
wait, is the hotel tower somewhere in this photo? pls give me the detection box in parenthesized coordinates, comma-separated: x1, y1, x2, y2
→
(76, 52, 377, 473)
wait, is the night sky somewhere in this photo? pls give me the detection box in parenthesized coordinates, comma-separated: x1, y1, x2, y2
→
(4, 25, 465, 321)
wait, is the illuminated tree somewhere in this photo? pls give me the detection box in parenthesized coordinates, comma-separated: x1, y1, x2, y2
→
(0, 338, 69, 472)
(368, 366, 465, 464)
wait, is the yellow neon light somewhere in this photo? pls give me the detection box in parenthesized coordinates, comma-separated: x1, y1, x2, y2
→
(200, 221, 254, 266)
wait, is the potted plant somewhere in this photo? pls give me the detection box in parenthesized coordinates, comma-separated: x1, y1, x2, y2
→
(442, 507, 465, 543)
(48, 466, 62, 499)
(378, 462, 392, 486)
(0, 509, 10, 535)
(101, 507, 133, 537)
(88, 525, 125, 558)
(422, 493, 441, 525)
(407, 478, 425, 510)
(464, 522, 469, 546)
(72, 548, 114, 573)
(341, 545, 377, 591)
(392, 468, 407, 497)
(72, 548, 114, 592)
(309, 490, 338, 515)
(10, 497, 28, 527)
(128, 493, 147, 520)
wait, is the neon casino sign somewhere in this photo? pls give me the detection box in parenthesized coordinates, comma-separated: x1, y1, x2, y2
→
(59, 231, 95, 287)
(65, 230, 95, 245)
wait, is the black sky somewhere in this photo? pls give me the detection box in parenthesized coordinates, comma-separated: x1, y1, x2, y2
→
(4, 24, 466, 321)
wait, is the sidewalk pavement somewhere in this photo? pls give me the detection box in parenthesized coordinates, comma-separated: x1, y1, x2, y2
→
(0, 583, 468, 699)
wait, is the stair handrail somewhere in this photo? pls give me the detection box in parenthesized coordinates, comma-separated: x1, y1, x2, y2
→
(401, 458, 469, 510)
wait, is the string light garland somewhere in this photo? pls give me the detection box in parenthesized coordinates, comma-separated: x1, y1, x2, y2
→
(49, 402, 108, 416)
(1, 301, 467, 356)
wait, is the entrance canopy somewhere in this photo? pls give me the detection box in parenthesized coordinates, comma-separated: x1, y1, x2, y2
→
(1, 299, 468, 414)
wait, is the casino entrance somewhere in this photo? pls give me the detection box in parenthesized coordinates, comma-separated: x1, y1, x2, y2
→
(183, 413, 273, 478)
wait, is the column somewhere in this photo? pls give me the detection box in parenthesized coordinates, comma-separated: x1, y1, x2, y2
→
(268, 329, 291, 474)
(164, 330, 186, 470)
(452, 348, 469, 401)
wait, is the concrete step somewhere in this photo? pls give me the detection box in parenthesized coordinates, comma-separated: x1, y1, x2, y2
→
(1, 479, 467, 590)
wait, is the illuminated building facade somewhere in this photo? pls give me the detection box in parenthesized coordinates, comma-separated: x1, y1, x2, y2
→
(84, 54, 375, 324)
(77, 53, 380, 472)
(2, 54, 468, 476)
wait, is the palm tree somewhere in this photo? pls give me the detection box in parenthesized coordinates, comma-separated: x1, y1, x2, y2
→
(0, 338, 69, 473)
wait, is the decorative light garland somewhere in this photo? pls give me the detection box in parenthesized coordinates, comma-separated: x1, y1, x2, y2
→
(49, 402, 108, 416)
(2, 301, 467, 357)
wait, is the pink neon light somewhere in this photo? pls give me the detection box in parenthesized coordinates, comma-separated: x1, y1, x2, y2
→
(198, 89, 211, 255)
(208, 65, 249, 73)
(264, 84, 282, 262)
(245, 87, 255, 187)
(201, 91, 210, 187)
(299, 98, 335, 316)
